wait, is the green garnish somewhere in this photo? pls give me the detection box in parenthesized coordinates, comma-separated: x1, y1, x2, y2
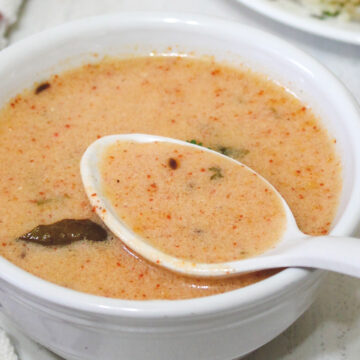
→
(215, 146, 249, 160)
(209, 167, 224, 180)
(186, 140, 249, 160)
(187, 139, 203, 146)
(35, 198, 54, 206)
(312, 10, 340, 19)
(323, 10, 340, 17)
(33, 193, 71, 206)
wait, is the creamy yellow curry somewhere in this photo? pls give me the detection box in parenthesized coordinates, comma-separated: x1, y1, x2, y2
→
(101, 141, 286, 263)
(0, 56, 341, 299)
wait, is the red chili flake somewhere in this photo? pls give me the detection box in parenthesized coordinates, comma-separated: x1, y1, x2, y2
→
(171, 119, 176, 123)
(147, 174, 151, 179)
(97, 135, 102, 139)
(188, 172, 193, 176)
(232, 225, 237, 230)
(65, 124, 71, 128)
(10, 103, 15, 108)
(31, 138, 36, 142)
(296, 170, 301, 174)
(167, 214, 172, 220)
(156, 284, 160, 288)
(200, 168, 205, 172)
(139, 273, 144, 278)
(102, 209, 106, 213)
(116, 262, 121, 267)
(92, 86, 97, 90)
(269, 159, 273, 163)
(156, 260, 160, 264)
(39, 192, 45, 195)
(91, 193, 97, 197)
(31, 105, 36, 110)
(233, 242, 237, 246)
(149, 198, 153, 202)
(298, 194, 304, 199)
(211, 69, 220, 76)
(150, 183, 157, 189)
(53, 132, 59, 137)
(81, 265, 84, 269)
(321, 229, 327, 235)
(265, 189, 268, 192)
(320, 183, 324, 187)
(258, 90, 264, 96)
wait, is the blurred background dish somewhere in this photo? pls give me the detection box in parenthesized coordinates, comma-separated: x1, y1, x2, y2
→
(237, 0, 360, 45)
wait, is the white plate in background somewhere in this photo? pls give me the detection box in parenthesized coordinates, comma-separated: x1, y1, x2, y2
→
(237, 0, 360, 45)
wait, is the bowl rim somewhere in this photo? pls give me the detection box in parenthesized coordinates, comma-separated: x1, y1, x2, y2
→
(0, 12, 360, 318)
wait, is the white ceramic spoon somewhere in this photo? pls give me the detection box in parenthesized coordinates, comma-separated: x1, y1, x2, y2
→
(81, 134, 360, 278)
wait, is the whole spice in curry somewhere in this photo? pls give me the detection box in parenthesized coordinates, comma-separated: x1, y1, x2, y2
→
(17, 219, 107, 246)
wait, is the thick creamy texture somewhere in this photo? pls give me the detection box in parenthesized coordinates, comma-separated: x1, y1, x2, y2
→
(101, 141, 286, 263)
(0, 56, 341, 299)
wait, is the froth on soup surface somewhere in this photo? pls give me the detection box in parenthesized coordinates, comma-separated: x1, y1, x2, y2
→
(101, 141, 286, 263)
(0, 56, 341, 300)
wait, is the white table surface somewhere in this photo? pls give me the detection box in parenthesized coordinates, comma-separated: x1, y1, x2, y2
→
(3, 0, 360, 359)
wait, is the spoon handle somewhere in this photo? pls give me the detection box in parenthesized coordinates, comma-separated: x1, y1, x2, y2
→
(264, 236, 360, 278)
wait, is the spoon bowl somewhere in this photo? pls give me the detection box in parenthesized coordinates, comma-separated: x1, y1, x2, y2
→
(81, 134, 360, 278)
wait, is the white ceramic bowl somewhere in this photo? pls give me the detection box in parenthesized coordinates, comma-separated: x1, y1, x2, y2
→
(0, 13, 359, 360)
